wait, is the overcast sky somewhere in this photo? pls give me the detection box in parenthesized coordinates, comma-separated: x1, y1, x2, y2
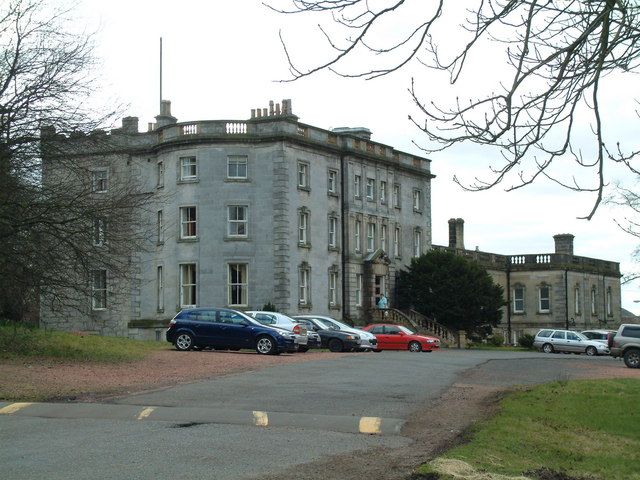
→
(77, 0, 640, 313)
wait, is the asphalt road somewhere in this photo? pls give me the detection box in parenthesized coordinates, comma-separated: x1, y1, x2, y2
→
(0, 350, 625, 480)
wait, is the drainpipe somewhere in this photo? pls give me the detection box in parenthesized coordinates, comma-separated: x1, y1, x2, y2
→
(506, 258, 512, 344)
(564, 269, 569, 330)
(340, 153, 347, 322)
(602, 274, 606, 325)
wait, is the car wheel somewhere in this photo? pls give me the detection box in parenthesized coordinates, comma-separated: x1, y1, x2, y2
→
(255, 336, 277, 355)
(174, 333, 194, 351)
(408, 341, 422, 353)
(585, 346, 597, 356)
(298, 346, 309, 353)
(373, 349, 382, 353)
(542, 343, 554, 354)
(623, 348, 640, 368)
(328, 338, 343, 352)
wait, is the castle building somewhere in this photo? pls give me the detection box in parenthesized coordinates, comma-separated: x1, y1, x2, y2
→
(40, 100, 434, 338)
(435, 219, 622, 343)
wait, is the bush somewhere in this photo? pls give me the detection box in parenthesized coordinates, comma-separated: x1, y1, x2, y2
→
(487, 334, 505, 346)
(518, 333, 535, 349)
(261, 302, 278, 312)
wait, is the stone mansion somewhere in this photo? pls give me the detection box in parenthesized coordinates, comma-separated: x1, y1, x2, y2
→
(41, 100, 433, 338)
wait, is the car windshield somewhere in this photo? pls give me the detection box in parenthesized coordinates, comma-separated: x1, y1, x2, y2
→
(398, 326, 415, 335)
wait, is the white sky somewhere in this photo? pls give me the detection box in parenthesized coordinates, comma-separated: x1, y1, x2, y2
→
(77, 0, 640, 313)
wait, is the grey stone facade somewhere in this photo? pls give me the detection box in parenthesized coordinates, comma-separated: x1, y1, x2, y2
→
(435, 219, 622, 343)
(40, 100, 433, 338)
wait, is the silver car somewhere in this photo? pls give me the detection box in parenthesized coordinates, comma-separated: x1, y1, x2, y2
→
(293, 315, 378, 351)
(246, 311, 312, 351)
(581, 329, 616, 343)
(533, 328, 609, 356)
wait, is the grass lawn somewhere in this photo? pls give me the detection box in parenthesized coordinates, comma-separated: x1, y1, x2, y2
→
(0, 323, 166, 363)
(420, 379, 640, 480)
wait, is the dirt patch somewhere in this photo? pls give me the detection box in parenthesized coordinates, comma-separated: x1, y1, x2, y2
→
(0, 348, 348, 402)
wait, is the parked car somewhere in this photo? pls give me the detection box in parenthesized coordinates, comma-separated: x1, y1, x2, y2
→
(293, 317, 361, 352)
(533, 329, 609, 356)
(245, 311, 313, 351)
(608, 324, 640, 368)
(166, 308, 296, 354)
(294, 315, 378, 351)
(361, 324, 440, 352)
(581, 329, 617, 343)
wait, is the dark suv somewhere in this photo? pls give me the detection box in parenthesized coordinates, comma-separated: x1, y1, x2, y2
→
(166, 308, 297, 355)
(608, 324, 640, 368)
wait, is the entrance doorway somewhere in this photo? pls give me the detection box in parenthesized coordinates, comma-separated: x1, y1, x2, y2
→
(374, 275, 386, 305)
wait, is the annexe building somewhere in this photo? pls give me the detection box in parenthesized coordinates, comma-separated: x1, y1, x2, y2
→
(437, 219, 622, 344)
(40, 100, 433, 338)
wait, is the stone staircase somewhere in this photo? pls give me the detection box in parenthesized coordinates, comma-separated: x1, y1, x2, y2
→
(369, 308, 459, 347)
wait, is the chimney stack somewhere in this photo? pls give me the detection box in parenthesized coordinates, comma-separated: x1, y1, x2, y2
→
(155, 100, 177, 128)
(553, 234, 574, 255)
(448, 218, 465, 250)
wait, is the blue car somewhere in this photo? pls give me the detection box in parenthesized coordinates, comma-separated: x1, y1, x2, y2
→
(166, 308, 297, 355)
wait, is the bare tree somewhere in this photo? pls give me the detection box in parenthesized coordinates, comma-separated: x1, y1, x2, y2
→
(269, 0, 640, 219)
(0, 0, 154, 321)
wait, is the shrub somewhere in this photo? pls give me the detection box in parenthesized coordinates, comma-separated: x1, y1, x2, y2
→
(518, 333, 535, 349)
(487, 334, 505, 346)
(261, 302, 278, 312)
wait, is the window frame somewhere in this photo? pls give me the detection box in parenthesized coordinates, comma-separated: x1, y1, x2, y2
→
(91, 169, 108, 193)
(591, 286, 597, 315)
(354, 219, 362, 253)
(227, 205, 248, 238)
(298, 209, 309, 246)
(156, 161, 164, 188)
(381, 224, 387, 252)
(512, 286, 525, 313)
(394, 226, 401, 257)
(574, 285, 581, 315)
(328, 216, 338, 248)
(179, 156, 198, 181)
(413, 189, 422, 211)
(366, 222, 376, 252)
(393, 184, 401, 209)
(228, 263, 249, 307)
(413, 228, 422, 257)
(327, 169, 338, 194)
(355, 273, 363, 307)
(93, 218, 106, 247)
(606, 287, 612, 316)
(297, 161, 310, 189)
(227, 155, 248, 180)
(179, 263, 197, 308)
(179, 206, 197, 239)
(366, 178, 375, 201)
(380, 181, 387, 203)
(354, 174, 362, 198)
(157, 210, 164, 244)
(299, 265, 311, 306)
(91, 269, 107, 310)
(156, 265, 164, 312)
(538, 285, 551, 313)
(328, 270, 338, 306)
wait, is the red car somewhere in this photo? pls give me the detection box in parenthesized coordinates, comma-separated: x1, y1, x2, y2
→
(362, 324, 440, 352)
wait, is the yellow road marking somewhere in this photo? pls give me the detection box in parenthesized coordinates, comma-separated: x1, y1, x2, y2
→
(137, 407, 156, 420)
(252, 410, 269, 427)
(0, 403, 33, 415)
(359, 416, 382, 434)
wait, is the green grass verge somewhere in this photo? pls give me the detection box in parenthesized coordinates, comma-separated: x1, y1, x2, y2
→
(420, 379, 640, 480)
(0, 323, 167, 363)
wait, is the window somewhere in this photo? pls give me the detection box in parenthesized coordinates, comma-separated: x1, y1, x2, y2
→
(93, 218, 105, 246)
(157, 161, 164, 187)
(328, 271, 338, 306)
(551, 331, 565, 340)
(299, 265, 310, 305)
(606, 287, 612, 316)
(157, 266, 164, 312)
(227, 155, 248, 179)
(354, 175, 362, 198)
(227, 205, 248, 237)
(367, 222, 376, 252)
(328, 216, 338, 248)
(297, 162, 309, 188)
(393, 184, 401, 208)
(298, 209, 309, 245)
(394, 226, 401, 257)
(380, 181, 387, 203)
(513, 286, 524, 313)
(591, 286, 597, 315)
(220, 310, 249, 325)
(228, 263, 248, 306)
(538, 285, 550, 312)
(413, 229, 422, 257)
(180, 156, 197, 180)
(157, 210, 164, 244)
(574, 286, 581, 315)
(413, 189, 421, 211)
(180, 263, 197, 308)
(355, 273, 362, 306)
(366, 178, 375, 200)
(355, 219, 362, 252)
(180, 206, 197, 239)
(328, 170, 337, 194)
(92, 170, 107, 193)
(381, 224, 387, 252)
(91, 269, 107, 310)
(567, 332, 580, 341)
